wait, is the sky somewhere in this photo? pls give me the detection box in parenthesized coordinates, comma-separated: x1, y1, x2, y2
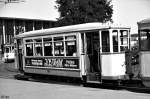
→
(0, 0, 150, 33)
(0, 0, 59, 20)
(112, 0, 150, 33)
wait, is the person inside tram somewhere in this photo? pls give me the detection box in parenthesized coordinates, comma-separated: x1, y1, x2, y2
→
(36, 47, 42, 56)
(67, 45, 77, 56)
(92, 43, 99, 72)
(113, 36, 118, 52)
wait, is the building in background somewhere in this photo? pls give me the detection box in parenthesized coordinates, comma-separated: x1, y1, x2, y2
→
(0, 0, 58, 58)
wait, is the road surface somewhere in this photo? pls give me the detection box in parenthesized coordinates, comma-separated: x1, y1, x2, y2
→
(0, 78, 150, 99)
(0, 60, 150, 99)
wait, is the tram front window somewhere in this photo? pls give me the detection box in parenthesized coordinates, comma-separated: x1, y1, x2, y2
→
(113, 30, 118, 52)
(140, 30, 150, 51)
(120, 30, 128, 51)
(102, 31, 110, 52)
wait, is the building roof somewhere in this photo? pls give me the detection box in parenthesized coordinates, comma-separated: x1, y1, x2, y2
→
(0, 0, 59, 21)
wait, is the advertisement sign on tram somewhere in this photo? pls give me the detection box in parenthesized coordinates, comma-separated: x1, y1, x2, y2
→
(25, 58, 79, 69)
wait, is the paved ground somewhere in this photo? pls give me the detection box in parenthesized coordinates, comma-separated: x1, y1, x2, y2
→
(0, 60, 18, 79)
(0, 78, 150, 99)
(0, 59, 150, 99)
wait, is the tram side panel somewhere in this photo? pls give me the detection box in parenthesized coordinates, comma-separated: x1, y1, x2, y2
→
(101, 53, 126, 80)
(23, 57, 81, 78)
(140, 52, 150, 87)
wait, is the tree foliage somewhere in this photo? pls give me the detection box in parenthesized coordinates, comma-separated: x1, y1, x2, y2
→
(55, 0, 113, 26)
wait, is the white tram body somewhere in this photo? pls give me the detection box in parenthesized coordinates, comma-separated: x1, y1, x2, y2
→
(15, 23, 130, 83)
(4, 44, 15, 62)
(137, 18, 150, 87)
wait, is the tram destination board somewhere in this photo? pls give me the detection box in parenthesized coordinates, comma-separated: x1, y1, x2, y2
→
(25, 57, 79, 69)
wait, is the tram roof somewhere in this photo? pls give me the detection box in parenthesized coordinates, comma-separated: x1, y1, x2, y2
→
(137, 18, 150, 30)
(138, 18, 150, 24)
(15, 22, 130, 38)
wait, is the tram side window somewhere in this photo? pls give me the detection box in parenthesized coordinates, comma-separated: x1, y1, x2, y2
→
(34, 39, 43, 56)
(26, 44, 33, 56)
(140, 30, 150, 51)
(5, 47, 10, 53)
(54, 37, 64, 56)
(101, 31, 110, 52)
(65, 36, 77, 56)
(120, 30, 128, 51)
(43, 38, 53, 56)
(86, 33, 92, 54)
(113, 30, 118, 52)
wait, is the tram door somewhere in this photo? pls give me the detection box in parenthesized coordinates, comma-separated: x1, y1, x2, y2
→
(85, 31, 101, 82)
(17, 39, 23, 72)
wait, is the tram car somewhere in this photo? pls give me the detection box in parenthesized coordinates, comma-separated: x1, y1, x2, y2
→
(4, 44, 15, 62)
(14, 22, 133, 85)
(135, 18, 150, 87)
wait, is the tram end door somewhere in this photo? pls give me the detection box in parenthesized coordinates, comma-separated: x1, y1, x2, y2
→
(84, 31, 101, 83)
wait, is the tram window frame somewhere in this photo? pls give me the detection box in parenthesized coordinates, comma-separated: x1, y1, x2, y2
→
(5, 47, 10, 53)
(54, 36, 64, 56)
(24, 34, 78, 57)
(25, 42, 34, 56)
(34, 38, 43, 56)
(112, 30, 119, 52)
(65, 35, 77, 56)
(140, 30, 150, 51)
(43, 37, 53, 56)
(86, 33, 93, 54)
(101, 31, 110, 52)
(120, 30, 129, 52)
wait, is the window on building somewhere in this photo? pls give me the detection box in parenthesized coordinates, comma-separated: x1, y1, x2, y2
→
(35, 21, 42, 30)
(5, 20, 14, 44)
(43, 21, 51, 29)
(15, 20, 25, 35)
(25, 21, 33, 32)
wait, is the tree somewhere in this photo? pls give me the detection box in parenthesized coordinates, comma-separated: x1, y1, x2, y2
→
(55, 0, 113, 26)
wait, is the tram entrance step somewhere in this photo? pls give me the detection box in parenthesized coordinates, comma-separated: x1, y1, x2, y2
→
(86, 80, 101, 84)
(87, 73, 101, 82)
